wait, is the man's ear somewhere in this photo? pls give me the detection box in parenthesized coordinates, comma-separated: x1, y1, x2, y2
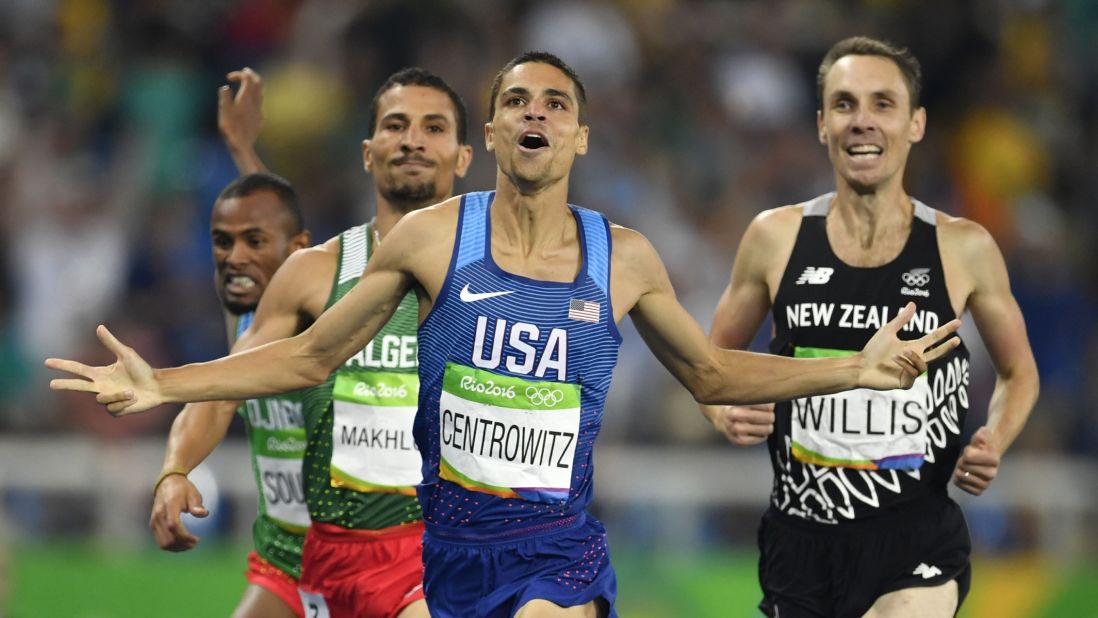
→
(575, 125, 589, 156)
(455, 144, 474, 178)
(817, 110, 827, 145)
(484, 122, 495, 153)
(909, 106, 927, 144)
(290, 230, 312, 252)
(362, 139, 373, 172)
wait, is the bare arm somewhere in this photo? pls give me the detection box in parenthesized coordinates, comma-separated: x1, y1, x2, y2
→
(45, 209, 441, 413)
(218, 68, 266, 174)
(701, 210, 794, 443)
(149, 399, 237, 551)
(945, 220, 1039, 494)
(614, 226, 960, 405)
(150, 238, 333, 549)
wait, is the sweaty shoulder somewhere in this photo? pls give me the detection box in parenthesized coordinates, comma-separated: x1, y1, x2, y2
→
(733, 204, 804, 290)
(607, 224, 668, 318)
(936, 212, 1003, 311)
(935, 211, 997, 256)
(385, 196, 461, 257)
(746, 204, 803, 250)
(270, 238, 340, 320)
(382, 195, 463, 294)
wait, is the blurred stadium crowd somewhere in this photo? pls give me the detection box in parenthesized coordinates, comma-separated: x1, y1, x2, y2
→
(0, 0, 1095, 541)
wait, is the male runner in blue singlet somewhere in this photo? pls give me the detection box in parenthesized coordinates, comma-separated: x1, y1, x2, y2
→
(49, 51, 963, 618)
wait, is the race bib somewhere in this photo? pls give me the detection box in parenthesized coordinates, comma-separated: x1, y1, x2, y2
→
(256, 455, 310, 531)
(790, 347, 931, 470)
(245, 397, 309, 531)
(438, 363, 580, 502)
(299, 591, 331, 618)
(330, 371, 421, 495)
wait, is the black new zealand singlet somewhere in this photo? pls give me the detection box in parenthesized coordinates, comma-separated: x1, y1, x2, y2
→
(768, 193, 970, 524)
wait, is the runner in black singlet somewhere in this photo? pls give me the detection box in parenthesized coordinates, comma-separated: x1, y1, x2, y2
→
(703, 36, 1039, 618)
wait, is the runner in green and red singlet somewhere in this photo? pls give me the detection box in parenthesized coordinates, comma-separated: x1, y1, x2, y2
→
(150, 169, 311, 618)
(157, 66, 471, 618)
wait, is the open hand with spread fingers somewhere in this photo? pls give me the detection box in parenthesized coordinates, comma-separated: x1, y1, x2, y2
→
(857, 302, 961, 391)
(953, 426, 1001, 495)
(45, 325, 164, 416)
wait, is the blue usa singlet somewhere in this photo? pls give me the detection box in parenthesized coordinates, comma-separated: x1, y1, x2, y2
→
(415, 191, 622, 538)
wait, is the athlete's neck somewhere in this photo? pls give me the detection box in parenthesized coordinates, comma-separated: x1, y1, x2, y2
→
(829, 183, 913, 250)
(492, 173, 574, 257)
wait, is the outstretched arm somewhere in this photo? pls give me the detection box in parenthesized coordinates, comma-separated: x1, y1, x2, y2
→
(218, 67, 266, 175)
(700, 211, 792, 444)
(149, 243, 331, 547)
(947, 221, 1039, 495)
(45, 211, 434, 413)
(615, 227, 960, 405)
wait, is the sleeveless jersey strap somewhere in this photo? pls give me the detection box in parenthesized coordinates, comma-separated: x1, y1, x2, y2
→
(235, 311, 256, 340)
(574, 206, 611, 296)
(802, 192, 835, 217)
(455, 192, 493, 269)
(912, 198, 937, 226)
(337, 223, 370, 285)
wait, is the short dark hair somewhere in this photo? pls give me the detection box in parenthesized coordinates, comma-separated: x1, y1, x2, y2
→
(367, 67, 468, 144)
(817, 36, 923, 111)
(488, 51, 587, 124)
(216, 172, 304, 234)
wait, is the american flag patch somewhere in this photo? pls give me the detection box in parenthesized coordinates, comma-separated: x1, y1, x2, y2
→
(568, 298, 600, 323)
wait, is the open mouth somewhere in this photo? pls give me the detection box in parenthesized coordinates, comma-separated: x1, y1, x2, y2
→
(224, 274, 257, 294)
(519, 132, 549, 150)
(846, 144, 883, 159)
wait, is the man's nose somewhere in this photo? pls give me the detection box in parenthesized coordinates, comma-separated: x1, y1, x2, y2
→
(226, 239, 252, 264)
(524, 102, 547, 122)
(400, 124, 426, 150)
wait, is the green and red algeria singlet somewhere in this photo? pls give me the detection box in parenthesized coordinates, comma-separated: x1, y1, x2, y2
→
(235, 311, 309, 578)
(300, 221, 423, 529)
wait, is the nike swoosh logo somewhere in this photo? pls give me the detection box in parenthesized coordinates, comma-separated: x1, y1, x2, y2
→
(459, 284, 514, 302)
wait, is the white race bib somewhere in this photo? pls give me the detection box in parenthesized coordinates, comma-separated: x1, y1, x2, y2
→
(790, 375, 931, 470)
(438, 363, 580, 502)
(299, 590, 331, 618)
(256, 455, 310, 530)
(330, 371, 421, 494)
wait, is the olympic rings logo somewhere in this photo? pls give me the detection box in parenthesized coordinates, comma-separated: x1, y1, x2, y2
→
(526, 386, 565, 406)
(901, 269, 930, 287)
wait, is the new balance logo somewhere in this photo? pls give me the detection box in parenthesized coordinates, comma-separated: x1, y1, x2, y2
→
(913, 563, 942, 580)
(459, 284, 514, 303)
(795, 266, 834, 285)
